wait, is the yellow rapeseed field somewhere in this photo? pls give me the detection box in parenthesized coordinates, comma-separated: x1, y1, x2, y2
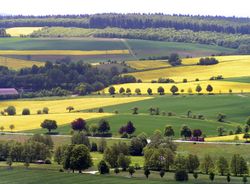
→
(206, 134, 245, 141)
(6, 27, 42, 37)
(102, 81, 250, 94)
(1, 97, 152, 115)
(0, 56, 44, 69)
(182, 55, 250, 65)
(0, 50, 130, 56)
(0, 97, 152, 131)
(126, 60, 170, 70)
(129, 57, 250, 82)
(0, 113, 113, 132)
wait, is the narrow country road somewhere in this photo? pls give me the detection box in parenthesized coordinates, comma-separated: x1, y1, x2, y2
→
(1, 132, 249, 145)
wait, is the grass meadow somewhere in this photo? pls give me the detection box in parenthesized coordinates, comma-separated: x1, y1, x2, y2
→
(9, 94, 248, 139)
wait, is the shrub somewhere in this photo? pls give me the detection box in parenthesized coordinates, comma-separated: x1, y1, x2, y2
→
(144, 167, 151, 178)
(198, 115, 205, 120)
(193, 172, 198, 179)
(135, 88, 141, 95)
(5, 106, 16, 116)
(42, 107, 49, 114)
(169, 53, 182, 66)
(66, 106, 74, 112)
(109, 86, 116, 95)
(198, 57, 219, 65)
(98, 108, 104, 113)
(128, 166, 135, 176)
(175, 170, 188, 181)
(45, 158, 52, 164)
(160, 169, 165, 178)
(218, 113, 226, 122)
(209, 172, 215, 182)
(114, 167, 120, 174)
(121, 133, 128, 138)
(37, 110, 42, 114)
(22, 108, 30, 115)
(98, 160, 110, 174)
(91, 142, 98, 152)
(167, 112, 175, 116)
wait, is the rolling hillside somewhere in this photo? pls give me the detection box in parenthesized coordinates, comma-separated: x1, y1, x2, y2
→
(128, 55, 250, 82)
(0, 97, 151, 131)
(102, 81, 250, 94)
(0, 56, 44, 69)
(0, 37, 236, 62)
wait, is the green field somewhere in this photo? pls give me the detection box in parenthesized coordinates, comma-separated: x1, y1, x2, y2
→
(224, 76, 250, 83)
(102, 95, 250, 123)
(25, 95, 250, 137)
(0, 38, 236, 62)
(0, 168, 245, 184)
(0, 38, 127, 51)
(126, 39, 235, 58)
(31, 114, 237, 137)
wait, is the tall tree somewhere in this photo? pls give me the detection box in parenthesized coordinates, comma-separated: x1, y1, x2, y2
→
(164, 125, 175, 137)
(201, 155, 215, 174)
(40, 119, 57, 133)
(71, 118, 87, 132)
(216, 156, 229, 176)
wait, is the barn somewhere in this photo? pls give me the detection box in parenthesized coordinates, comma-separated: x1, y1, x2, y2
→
(0, 88, 19, 99)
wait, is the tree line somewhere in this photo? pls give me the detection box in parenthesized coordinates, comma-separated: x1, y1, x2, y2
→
(3, 13, 250, 35)
(54, 130, 249, 182)
(0, 61, 136, 98)
(0, 134, 52, 163)
(31, 27, 250, 50)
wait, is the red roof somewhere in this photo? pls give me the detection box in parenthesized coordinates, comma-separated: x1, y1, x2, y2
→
(0, 88, 18, 96)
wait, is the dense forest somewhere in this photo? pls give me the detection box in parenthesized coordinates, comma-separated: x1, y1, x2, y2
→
(0, 61, 136, 98)
(2, 14, 250, 34)
(31, 27, 250, 49)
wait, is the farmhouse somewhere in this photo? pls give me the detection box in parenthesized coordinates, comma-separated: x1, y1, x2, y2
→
(0, 88, 19, 99)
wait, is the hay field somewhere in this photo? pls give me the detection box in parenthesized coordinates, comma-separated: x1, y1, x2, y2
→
(129, 56, 250, 82)
(1, 97, 152, 115)
(126, 60, 170, 70)
(0, 113, 113, 132)
(102, 81, 250, 94)
(0, 50, 130, 56)
(0, 56, 44, 69)
(6, 27, 42, 37)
